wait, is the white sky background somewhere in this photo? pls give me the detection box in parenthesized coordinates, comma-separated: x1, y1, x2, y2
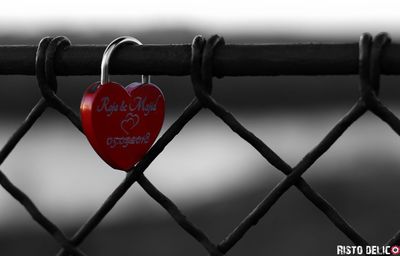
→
(1, 0, 400, 37)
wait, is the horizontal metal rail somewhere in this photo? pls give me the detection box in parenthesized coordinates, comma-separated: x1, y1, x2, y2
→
(1, 43, 400, 76)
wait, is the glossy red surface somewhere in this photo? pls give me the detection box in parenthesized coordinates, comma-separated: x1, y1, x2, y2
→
(81, 81, 165, 171)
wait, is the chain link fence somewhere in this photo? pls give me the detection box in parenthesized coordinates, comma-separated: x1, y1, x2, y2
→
(0, 32, 399, 255)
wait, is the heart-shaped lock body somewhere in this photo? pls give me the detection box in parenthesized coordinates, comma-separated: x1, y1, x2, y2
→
(81, 81, 165, 171)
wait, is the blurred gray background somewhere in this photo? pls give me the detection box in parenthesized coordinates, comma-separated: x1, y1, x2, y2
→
(2, 1, 400, 255)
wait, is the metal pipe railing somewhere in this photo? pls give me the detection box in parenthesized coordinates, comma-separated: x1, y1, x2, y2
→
(1, 43, 400, 76)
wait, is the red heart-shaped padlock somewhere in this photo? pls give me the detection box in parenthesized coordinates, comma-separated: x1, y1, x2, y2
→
(81, 81, 165, 171)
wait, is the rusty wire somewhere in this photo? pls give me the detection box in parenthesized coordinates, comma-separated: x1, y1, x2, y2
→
(0, 32, 398, 256)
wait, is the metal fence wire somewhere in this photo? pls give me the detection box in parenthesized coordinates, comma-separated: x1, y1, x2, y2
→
(1, 32, 400, 255)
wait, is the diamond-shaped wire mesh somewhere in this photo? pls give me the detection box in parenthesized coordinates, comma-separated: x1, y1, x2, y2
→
(0, 32, 399, 256)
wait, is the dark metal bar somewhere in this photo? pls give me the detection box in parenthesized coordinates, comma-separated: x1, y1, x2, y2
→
(1, 43, 400, 76)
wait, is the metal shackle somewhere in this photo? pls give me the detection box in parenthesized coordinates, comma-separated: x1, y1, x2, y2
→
(101, 36, 150, 85)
